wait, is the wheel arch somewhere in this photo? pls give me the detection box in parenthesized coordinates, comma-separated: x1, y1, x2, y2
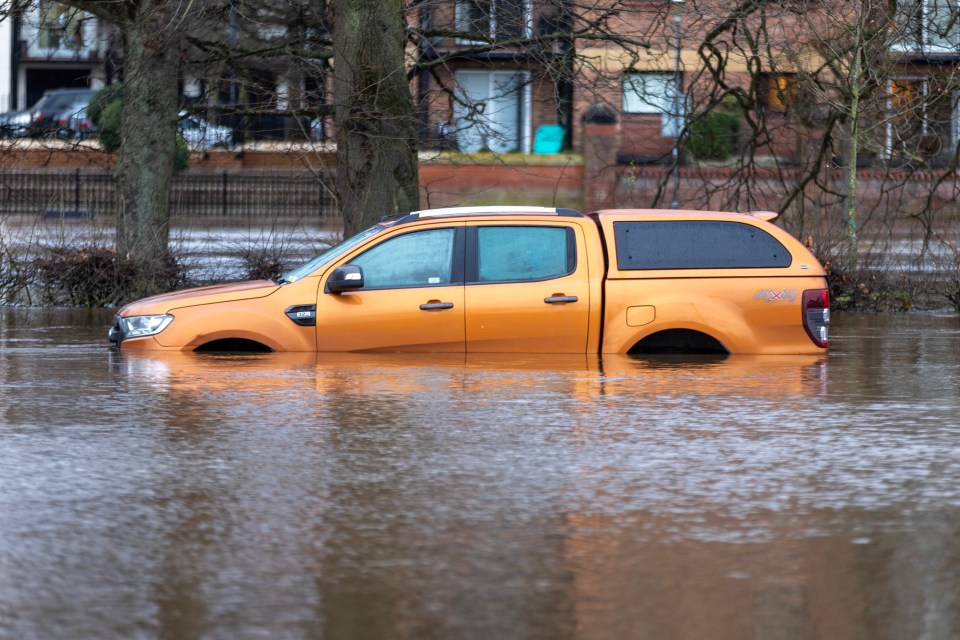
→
(627, 328, 729, 355)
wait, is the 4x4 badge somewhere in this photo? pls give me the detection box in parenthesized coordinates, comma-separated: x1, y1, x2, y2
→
(754, 289, 797, 302)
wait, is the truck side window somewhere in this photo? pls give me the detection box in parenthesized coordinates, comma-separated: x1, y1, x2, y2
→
(476, 226, 574, 282)
(352, 228, 456, 289)
(614, 221, 792, 269)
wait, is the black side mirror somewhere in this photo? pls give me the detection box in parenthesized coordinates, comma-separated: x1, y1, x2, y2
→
(327, 264, 364, 294)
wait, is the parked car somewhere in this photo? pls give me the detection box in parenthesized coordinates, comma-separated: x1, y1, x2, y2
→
(179, 112, 233, 149)
(0, 109, 31, 138)
(27, 87, 97, 137)
(109, 206, 830, 354)
(55, 101, 97, 139)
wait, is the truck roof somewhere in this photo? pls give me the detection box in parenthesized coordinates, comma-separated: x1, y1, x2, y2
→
(386, 207, 779, 224)
(593, 208, 779, 222)
(400, 206, 584, 221)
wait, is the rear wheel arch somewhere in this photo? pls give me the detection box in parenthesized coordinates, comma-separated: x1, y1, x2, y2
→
(628, 329, 729, 355)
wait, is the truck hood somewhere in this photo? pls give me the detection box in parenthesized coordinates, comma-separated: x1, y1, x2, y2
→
(119, 280, 279, 316)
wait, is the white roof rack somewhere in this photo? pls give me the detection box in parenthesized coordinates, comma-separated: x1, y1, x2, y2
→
(413, 206, 560, 218)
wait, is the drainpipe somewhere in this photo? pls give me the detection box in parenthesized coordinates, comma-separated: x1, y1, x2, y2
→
(559, 2, 574, 150)
(416, 3, 432, 145)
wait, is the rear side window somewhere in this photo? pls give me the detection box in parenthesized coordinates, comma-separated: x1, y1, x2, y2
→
(475, 226, 574, 283)
(613, 221, 791, 270)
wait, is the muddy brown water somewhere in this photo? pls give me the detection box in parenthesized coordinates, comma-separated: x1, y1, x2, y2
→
(1, 308, 959, 639)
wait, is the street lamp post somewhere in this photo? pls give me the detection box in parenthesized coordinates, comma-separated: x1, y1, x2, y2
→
(671, 0, 683, 209)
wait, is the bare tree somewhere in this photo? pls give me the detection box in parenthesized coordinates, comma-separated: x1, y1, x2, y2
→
(652, 0, 960, 282)
(332, 0, 419, 235)
(60, 0, 194, 295)
(181, 0, 654, 231)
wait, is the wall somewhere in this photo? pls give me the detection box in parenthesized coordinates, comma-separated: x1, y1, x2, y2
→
(0, 144, 586, 213)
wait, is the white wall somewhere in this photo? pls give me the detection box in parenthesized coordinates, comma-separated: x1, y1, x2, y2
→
(0, 18, 13, 112)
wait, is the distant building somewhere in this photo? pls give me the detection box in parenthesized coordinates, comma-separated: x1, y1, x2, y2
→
(0, 1, 116, 112)
(1, 0, 958, 171)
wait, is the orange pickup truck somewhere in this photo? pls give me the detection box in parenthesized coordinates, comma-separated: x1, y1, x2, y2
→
(109, 206, 830, 355)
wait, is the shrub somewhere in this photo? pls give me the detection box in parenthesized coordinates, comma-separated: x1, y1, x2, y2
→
(687, 101, 741, 161)
(0, 246, 29, 305)
(32, 246, 190, 307)
(97, 98, 123, 152)
(89, 83, 189, 172)
(87, 84, 123, 131)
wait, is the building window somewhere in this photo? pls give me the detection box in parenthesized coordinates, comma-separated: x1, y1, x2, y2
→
(891, 0, 959, 51)
(456, 0, 531, 41)
(758, 73, 799, 113)
(623, 72, 678, 115)
(454, 70, 530, 153)
(38, 1, 84, 51)
(887, 77, 930, 156)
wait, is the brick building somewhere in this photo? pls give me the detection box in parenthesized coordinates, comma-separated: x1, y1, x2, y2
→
(2, 1, 959, 177)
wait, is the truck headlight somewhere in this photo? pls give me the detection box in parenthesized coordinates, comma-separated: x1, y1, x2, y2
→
(120, 314, 174, 339)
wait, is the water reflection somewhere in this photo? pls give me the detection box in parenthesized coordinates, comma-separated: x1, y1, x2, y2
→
(1, 309, 959, 639)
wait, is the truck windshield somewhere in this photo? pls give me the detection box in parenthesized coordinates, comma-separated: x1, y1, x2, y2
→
(278, 224, 385, 284)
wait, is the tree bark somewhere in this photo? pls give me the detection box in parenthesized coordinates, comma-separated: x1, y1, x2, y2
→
(843, 4, 864, 273)
(114, 2, 183, 295)
(332, 0, 420, 236)
(61, 0, 185, 297)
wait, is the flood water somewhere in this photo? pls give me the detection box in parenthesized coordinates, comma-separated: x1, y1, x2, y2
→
(1, 309, 959, 639)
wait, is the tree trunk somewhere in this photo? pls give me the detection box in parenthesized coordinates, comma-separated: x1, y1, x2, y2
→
(114, 2, 183, 296)
(843, 9, 864, 273)
(332, 0, 420, 236)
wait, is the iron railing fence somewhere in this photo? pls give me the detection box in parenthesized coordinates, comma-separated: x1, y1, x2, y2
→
(0, 168, 338, 220)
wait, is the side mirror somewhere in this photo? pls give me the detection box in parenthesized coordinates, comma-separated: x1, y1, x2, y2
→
(327, 264, 364, 294)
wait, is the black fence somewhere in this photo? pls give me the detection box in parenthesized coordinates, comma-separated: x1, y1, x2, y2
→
(0, 168, 338, 220)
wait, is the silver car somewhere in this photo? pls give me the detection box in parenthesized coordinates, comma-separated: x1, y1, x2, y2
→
(179, 112, 233, 149)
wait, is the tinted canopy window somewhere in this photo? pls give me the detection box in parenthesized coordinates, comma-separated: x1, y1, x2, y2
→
(476, 226, 574, 282)
(614, 220, 792, 270)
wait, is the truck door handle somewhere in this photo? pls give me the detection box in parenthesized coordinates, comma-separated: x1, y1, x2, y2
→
(420, 301, 454, 310)
(544, 295, 578, 304)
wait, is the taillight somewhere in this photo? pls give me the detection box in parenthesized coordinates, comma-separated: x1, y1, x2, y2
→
(802, 289, 830, 348)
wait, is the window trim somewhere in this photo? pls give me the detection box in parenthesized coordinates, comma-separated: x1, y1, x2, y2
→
(885, 75, 930, 158)
(623, 71, 678, 115)
(453, 69, 532, 154)
(466, 225, 577, 284)
(889, 0, 959, 52)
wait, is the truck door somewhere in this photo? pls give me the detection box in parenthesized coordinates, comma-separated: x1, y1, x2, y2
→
(464, 224, 591, 353)
(316, 226, 466, 352)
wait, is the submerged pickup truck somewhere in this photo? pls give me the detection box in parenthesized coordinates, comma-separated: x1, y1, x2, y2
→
(109, 206, 830, 355)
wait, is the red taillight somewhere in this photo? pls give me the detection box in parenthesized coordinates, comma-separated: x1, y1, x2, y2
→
(802, 289, 830, 348)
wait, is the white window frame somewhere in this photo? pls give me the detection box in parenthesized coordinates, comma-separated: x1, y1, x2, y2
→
(953, 91, 960, 148)
(885, 76, 930, 157)
(454, 69, 532, 154)
(890, 0, 959, 52)
(623, 72, 678, 115)
(28, 0, 95, 58)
